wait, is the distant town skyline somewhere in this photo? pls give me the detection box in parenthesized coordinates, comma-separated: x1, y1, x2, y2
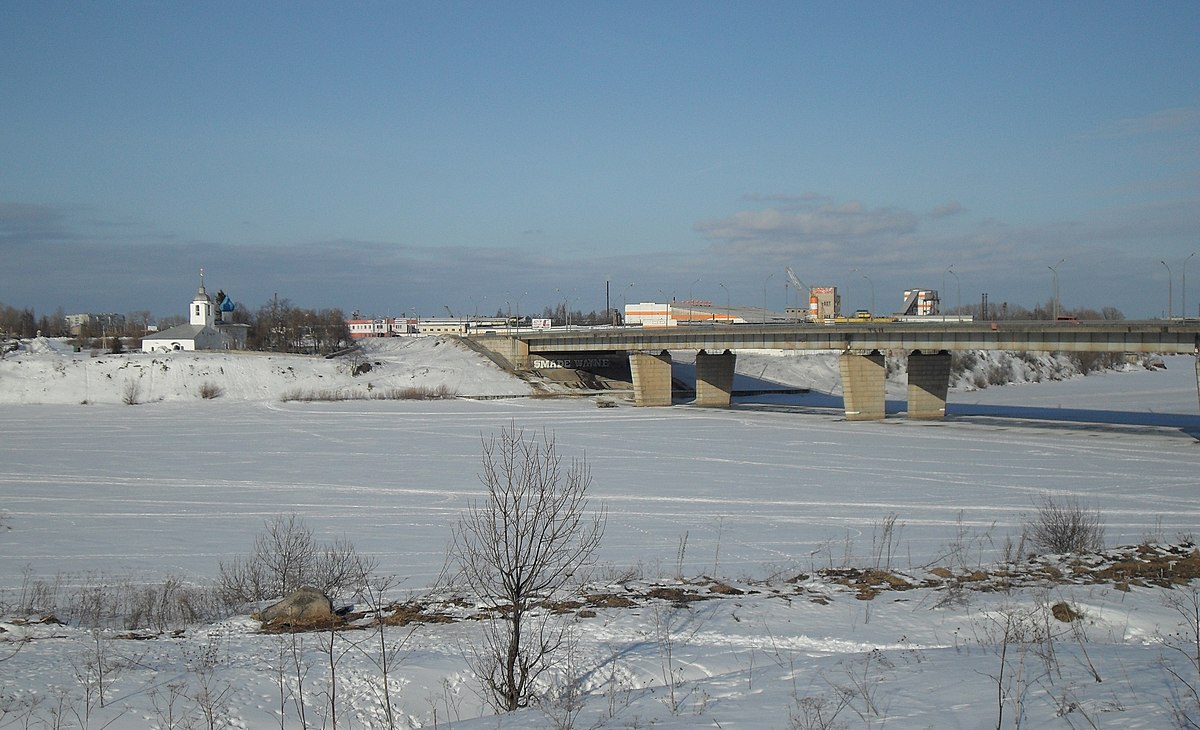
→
(2, 2, 1198, 320)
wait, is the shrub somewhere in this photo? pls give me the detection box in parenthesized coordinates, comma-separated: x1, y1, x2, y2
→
(1068, 351, 1123, 375)
(3, 572, 230, 630)
(198, 381, 224, 399)
(950, 350, 978, 373)
(217, 514, 376, 604)
(1022, 494, 1105, 554)
(122, 379, 141, 405)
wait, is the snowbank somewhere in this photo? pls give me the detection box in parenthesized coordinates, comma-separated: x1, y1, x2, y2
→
(0, 336, 532, 404)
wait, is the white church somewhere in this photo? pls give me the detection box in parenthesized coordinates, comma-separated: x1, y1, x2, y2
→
(141, 271, 250, 353)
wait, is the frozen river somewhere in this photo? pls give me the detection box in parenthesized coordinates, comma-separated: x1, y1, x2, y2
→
(2, 357, 1198, 592)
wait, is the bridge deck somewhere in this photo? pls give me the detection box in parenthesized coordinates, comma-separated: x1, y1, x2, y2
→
(490, 321, 1200, 355)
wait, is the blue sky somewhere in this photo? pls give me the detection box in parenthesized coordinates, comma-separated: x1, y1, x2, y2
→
(2, 1, 1198, 321)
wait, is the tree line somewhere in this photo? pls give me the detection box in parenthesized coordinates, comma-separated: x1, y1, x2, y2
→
(0, 299, 351, 356)
(0, 297, 1130, 351)
(943, 299, 1125, 321)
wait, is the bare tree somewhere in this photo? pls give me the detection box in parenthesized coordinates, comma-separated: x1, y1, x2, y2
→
(1162, 587, 1200, 728)
(451, 425, 606, 711)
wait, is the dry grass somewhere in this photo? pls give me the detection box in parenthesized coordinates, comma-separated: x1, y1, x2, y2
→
(279, 384, 456, 402)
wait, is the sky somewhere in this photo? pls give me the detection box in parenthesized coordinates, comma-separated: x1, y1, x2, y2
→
(2, 1, 1198, 322)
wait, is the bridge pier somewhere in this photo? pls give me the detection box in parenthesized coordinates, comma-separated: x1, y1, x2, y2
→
(470, 335, 530, 370)
(695, 349, 736, 407)
(839, 351, 886, 420)
(907, 350, 952, 419)
(629, 351, 673, 406)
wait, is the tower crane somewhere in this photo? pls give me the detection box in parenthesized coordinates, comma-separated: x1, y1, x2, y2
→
(785, 267, 812, 322)
(785, 266, 808, 296)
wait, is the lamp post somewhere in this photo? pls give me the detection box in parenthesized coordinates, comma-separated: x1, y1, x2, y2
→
(1161, 260, 1173, 320)
(848, 268, 857, 316)
(763, 273, 774, 323)
(1048, 259, 1064, 320)
(688, 277, 702, 325)
(861, 274, 874, 318)
(946, 267, 960, 316)
(719, 282, 729, 324)
(1184, 252, 1197, 320)
(620, 283, 636, 326)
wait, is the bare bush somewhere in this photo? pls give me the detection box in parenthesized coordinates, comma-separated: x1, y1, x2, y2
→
(1, 572, 229, 630)
(1068, 351, 1124, 375)
(121, 379, 141, 405)
(217, 514, 376, 604)
(870, 512, 903, 571)
(1022, 494, 1105, 555)
(450, 424, 606, 711)
(198, 381, 224, 399)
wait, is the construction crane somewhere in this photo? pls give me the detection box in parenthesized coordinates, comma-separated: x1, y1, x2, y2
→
(785, 266, 812, 322)
(785, 266, 808, 297)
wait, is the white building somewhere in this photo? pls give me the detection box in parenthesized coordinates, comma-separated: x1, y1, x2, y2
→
(141, 272, 249, 353)
(623, 301, 744, 327)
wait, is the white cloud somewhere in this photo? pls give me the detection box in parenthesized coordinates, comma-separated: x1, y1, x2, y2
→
(1079, 107, 1200, 139)
(695, 199, 918, 244)
(928, 201, 965, 219)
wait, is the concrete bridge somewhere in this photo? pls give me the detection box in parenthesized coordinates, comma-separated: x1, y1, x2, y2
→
(471, 321, 1200, 420)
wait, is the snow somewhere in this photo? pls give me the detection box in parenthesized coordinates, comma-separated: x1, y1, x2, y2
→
(1, 336, 1199, 728)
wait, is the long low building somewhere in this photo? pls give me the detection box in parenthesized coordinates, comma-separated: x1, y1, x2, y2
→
(624, 301, 746, 326)
(346, 316, 510, 338)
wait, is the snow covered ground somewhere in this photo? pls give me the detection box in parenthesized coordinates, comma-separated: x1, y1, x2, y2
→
(1, 337, 1199, 728)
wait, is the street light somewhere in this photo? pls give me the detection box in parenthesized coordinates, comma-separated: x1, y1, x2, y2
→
(1161, 260, 1173, 320)
(861, 274, 874, 318)
(1184, 252, 1197, 321)
(554, 287, 574, 328)
(848, 268, 857, 315)
(565, 292, 575, 329)
(763, 273, 774, 324)
(1048, 259, 1064, 320)
(719, 282, 730, 323)
(620, 283, 636, 325)
(946, 267, 960, 315)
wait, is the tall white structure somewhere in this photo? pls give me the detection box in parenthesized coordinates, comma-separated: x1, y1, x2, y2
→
(190, 270, 214, 326)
